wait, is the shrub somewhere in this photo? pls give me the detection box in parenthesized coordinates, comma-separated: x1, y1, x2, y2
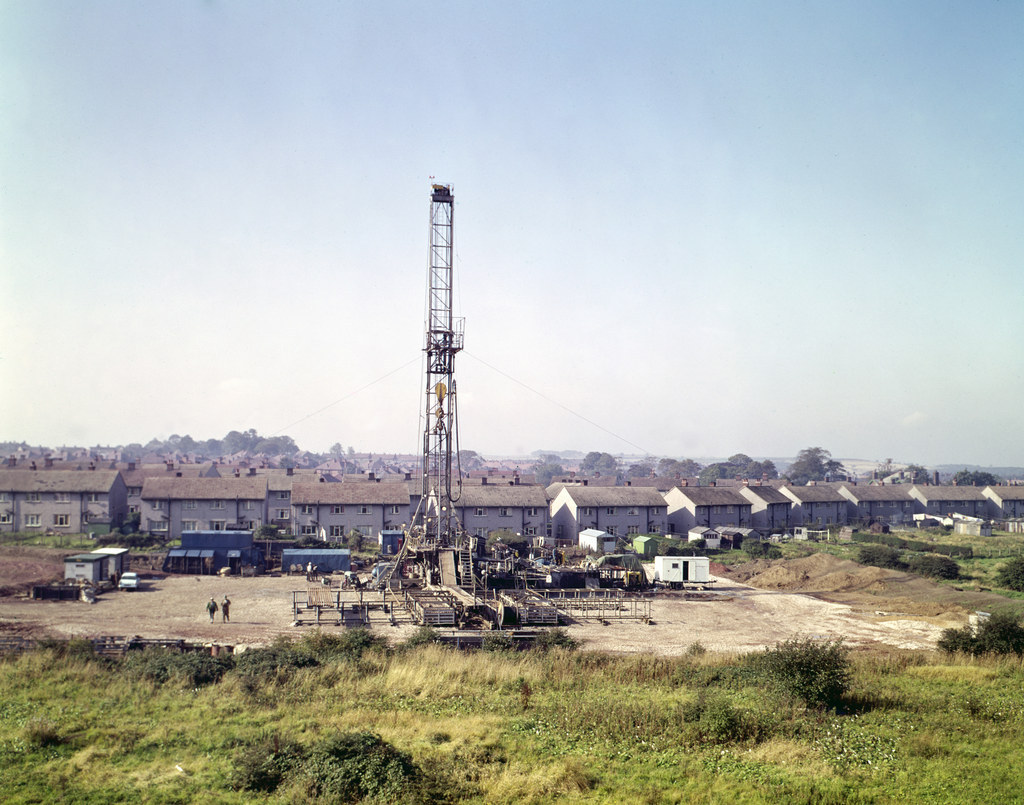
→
(994, 557, 1024, 592)
(906, 553, 959, 580)
(23, 717, 62, 748)
(298, 628, 385, 662)
(937, 611, 1024, 657)
(481, 631, 515, 653)
(532, 628, 579, 652)
(123, 647, 234, 686)
(744, 542, 781, 560)
(755, 638, 851, 708)
(232, 734, 303, 793)
(402, 625, 443, 649)
(233, 639, 319, 679)
(685, 641, 708, 657)
(298, 732, 420, 802)
(857, 544, 904, 570)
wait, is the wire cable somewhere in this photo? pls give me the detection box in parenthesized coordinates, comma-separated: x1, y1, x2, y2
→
(461, 349, 652, 456)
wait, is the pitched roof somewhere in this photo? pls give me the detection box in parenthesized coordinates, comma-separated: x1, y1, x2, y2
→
(290, 483, 410, 506)
(910, 485, 987, 501)
(837, 484, 913, 503)
(556, 486, 668, 507)
(0, 469, 122, 494)
(453, 485, 548, 508)
(984, 485, 1024, 502)
(141, 476, 268, 500)
(738, 485, 791, 504)
(780, 485, 846, 503)
(670, 487, 751, 506)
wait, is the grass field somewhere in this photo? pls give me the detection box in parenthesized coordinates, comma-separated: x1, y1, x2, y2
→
(1, 632, 1021, 804)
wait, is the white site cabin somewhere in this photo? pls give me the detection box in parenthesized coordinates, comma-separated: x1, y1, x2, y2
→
(653, 555, 711, 588)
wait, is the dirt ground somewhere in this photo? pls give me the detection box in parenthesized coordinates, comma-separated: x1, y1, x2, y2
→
(0, 548, 985, 654)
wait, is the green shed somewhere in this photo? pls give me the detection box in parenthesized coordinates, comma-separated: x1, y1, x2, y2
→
(633, 536, 657, 558)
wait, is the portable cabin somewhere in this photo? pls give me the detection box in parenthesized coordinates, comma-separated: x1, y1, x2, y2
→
(281, 548, 351, 574)
(653, 555, 710, 587)
(64, 553, 107, 583)
(579, 528, 616, 553)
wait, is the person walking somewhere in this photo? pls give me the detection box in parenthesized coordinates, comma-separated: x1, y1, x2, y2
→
(221, 596, 231, 622)
(206, 596, 218, 623)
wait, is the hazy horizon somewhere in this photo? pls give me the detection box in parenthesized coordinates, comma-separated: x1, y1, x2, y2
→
(3, 3, 1023, 467)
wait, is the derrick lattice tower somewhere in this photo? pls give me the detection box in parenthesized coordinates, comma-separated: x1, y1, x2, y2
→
(418, 183, 464, 547)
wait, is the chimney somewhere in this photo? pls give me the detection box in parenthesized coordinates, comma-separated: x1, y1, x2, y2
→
(6, 456, 16, 468)
(127, 461, 136, 471)
(742, 479, 749, 487)
(514, 475, 520, 485)
(680, 479, 688, 487)
(286, 467, 294, 477)
(933, 471, 940, 485)
(481, 477, 487, 485)
(248, 467, 256, 476)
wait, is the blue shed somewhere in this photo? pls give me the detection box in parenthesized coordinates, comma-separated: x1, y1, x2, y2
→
(163, 531, 264, 575)
(281, 548, 351, 573)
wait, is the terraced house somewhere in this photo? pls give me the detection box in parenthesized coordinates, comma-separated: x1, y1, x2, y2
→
(140, 476, 268, 537)
(664, 486, 753, 533)
(0, 469, 127, 533)
(837, 483, 915, 526)
(290, 482, 411, 540)
(548, 484, 668, 546)
(779, 484, 848, 527)
(452, 483, 550, 540)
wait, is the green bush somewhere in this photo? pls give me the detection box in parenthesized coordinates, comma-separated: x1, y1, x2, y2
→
(745, 541, 782, 560)
(532, 628, 579, 652)
(755, 638, 850, 708)
(123, 647, 234, 686)
(298, 628, 385, 661)
(994, 557, 1024, 592)
(232, 734, 303, 793)
(906, 553, 959, 580)
(401, 625, 443, 649)
(939, 612, 1024, 656)
(858, 544, 904, 570)
(481, 631, 515, 653)
(298, 732, 420, 802)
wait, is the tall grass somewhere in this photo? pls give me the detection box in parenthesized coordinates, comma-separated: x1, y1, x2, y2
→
(1, 638, 1023, 803)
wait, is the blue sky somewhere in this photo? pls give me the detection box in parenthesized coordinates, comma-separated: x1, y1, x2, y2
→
(2, 1, 1022, 466)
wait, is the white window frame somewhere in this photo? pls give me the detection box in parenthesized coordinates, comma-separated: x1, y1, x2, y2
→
(211, 500, 225, 510)
(182, 520, 198, 532)
(301, 524, 317, 536)
(300, 505, 315, 515)
(184, 500, 197, 510)
(210, 520, 226, 531)
(54, 492, 71, 503)
(475, 507, 486, 517)
(277, 491, 290, 500)
(499, 508, 510, 517)
(276, 509, 289, 520)
(332, 505, 344, 514)
(329, 525, 344, 537)
(0, 513, 12, 524)
(389, 505, 401, 515)
(53, 514, 70, 527)
(25, 514, 41, 527)
(358, 505, 371, 515)
(27, 492, 41, 503)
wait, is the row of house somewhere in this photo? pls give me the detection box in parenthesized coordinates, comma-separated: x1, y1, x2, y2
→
(4, 466, 1024, 546)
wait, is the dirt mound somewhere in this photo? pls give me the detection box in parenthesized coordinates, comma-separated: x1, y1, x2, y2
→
(727, 553, 901, 594)
(0, 547, 64, 597)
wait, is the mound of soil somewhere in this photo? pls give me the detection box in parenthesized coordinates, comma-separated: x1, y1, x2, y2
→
(0, 546, 64, 597)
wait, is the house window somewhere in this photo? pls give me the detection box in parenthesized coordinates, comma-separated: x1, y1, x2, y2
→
(606, 507, 616, 516)
(276, 509, 289, 520)
(301, 524, 317, 536)
(0, 513, 11, 524)
(627, 508, 639, 516)
(53, 514, 70, 527)
(557, 525, 564, 537)
(182, 520, 197, 531)
(389, 505, 401, 515)
(243, 500, 254, 510)
(88, 493, 102, 503)
(627, 525, 639, 535)
(277, 491, 290, 500)
(726, 506, 734, 514)
(210, 521, 226, 531)
(358, 506, 370, 515)
(606, 526, 617, 536)
(149, 520, 167, 532)
(524, 526, 537, 536)
(0, 492, 11, 502)
(211, 500, 225, 510)
(329, 525, 345, 537)
(475, 527, 488, 538)
(475, 508, 486, 516)
(582, 508, 593, 516)
(499, 508, 510, 517)
(332, 505, 344, 514)
(152, 500, 164, 510)
(54, 492, 70, 503)
(129, 505, 140, 514)
(27, 492, 41, 503)
(129, 487, 142, 496)
(184, 500, 197, 510)
(650, 524, 661, 534)
(300, 505, 315, 515)
(25, 514, 41, 527)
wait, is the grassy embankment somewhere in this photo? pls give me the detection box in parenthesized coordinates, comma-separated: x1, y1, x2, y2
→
(1, 631, 1022, 804)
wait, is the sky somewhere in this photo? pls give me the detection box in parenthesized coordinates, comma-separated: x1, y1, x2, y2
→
(2, 1, 1023, 467)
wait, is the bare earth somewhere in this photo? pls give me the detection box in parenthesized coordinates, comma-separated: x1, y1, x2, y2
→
(0, 548, 981, 654)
